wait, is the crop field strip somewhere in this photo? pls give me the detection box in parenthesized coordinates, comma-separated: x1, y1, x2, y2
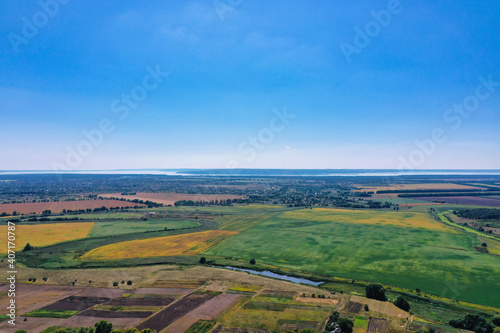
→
(353, 316, 369, 333)
(135, 293, 215, 332)
(164, 293, 241, 333)
(78, 309, 155, 318)
(0, 222, 94, 254)
(204, 208, 500, 307)
(366, 318, 390, 333)
(18, 219, 221, 268)
(87, 219, 200, 237)
(80, 230, 238, 260)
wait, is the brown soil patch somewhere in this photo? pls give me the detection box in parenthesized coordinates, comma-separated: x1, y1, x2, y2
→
(136, 293, 214, 332)
(345, 301, 363, 313)
(350, 296, 409, 318)
(106, 297, 175, 307)
(147, 280, 205, 289)
(164, 293, 241, 333)
(78, 309, 154, 318)
(367, 318, 390, 333)
(295, 296, 339, 305)
(260, 290, 297, 298)
(0, 317, 67, 333)
(42, 296, 110, 311)
(132, 287, 193, 295)
(60, 316, 145, 331)
(0, 284, 84, 315)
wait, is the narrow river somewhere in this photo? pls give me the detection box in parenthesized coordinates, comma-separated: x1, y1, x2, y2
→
(224, 266, 324, 286)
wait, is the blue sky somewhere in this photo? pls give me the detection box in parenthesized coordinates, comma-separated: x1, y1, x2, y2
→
(1, 0, 499, 170)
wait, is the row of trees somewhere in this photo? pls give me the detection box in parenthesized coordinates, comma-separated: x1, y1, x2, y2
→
(325, 311, 354, 333)
(99, 196, 163, 208)
(449, 313, 499, 333)
(365, 284, 410, 311)
(456, 208, 500, 220)
(14, 320, 156, 333)
(174, 198, 249, 207)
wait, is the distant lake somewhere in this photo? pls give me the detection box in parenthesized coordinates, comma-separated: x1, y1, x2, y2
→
(1, 169, 499, 177)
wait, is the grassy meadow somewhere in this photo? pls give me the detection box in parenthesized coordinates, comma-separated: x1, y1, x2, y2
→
(88, 219, 199, 237)
(204, 208, 500, 307)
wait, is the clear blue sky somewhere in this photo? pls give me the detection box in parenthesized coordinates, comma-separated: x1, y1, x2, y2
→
(1, 0, 499, 170)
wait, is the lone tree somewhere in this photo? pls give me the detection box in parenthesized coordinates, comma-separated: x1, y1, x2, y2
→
(22, 243, 34, 252)
(394, 296, 411, 311)
(95, 320, 113, 333)
(365, 283, 387, 301)
(249, 258, 256, 265)
(199, 257, 206, 264)
(338, 317, 354, 333)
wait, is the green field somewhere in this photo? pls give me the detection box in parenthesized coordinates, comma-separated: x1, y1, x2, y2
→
(56, 212, 144, 220)
(186, 320, 217, 333)
(205, 208, 500, 307)
(223, 304, 329, 330)
(88, 219, 200, 237)
(23, 309, 79, 318)
(353, 316, 369, 333)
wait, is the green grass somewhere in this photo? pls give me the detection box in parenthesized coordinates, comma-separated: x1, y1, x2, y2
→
(49, 212, 144, 220)
(228, 284, 261, 292)
(244, 301, 289, 311)
(0, 315, 10, 322)
(373, 197, 432, 204)
(322, 281, 367, 295)
(186, 320, 217, 333)
(354, 316, 369, 333)
(219, 212, 279, 232)
(223, 306, 329, 330)
(205, 208, 500, 308)
(88, 219, 199, 237)
(23, 309, 79, 318)
(40, 327, 64, 333)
